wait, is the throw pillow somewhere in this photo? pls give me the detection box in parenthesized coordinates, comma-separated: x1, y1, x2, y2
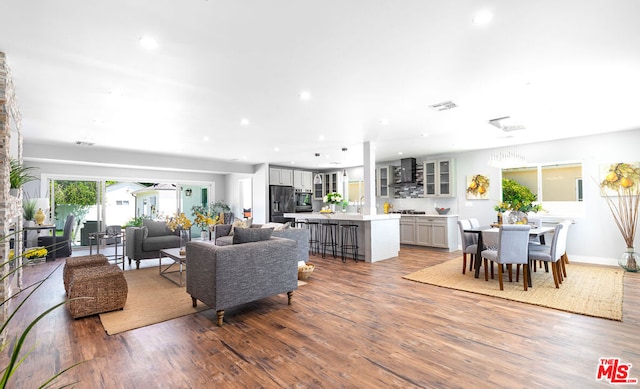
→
(261, 222, 290, 231)
(233, 227, 274, 244)
(229, 219, 248, 236)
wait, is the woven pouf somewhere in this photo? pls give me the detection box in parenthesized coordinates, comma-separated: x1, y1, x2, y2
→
(63, 254, 109, 295)
(67, 264, 128, 319)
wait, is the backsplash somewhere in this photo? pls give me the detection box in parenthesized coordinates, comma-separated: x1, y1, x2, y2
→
(392, 164, 424, 198)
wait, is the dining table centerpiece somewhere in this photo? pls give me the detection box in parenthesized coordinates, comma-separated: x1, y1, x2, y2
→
(501, 178, 543, 224)
(323, 192, 343, 212)
(600, 162, 640, 272)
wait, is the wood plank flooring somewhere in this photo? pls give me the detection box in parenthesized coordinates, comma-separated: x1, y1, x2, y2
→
(2, 246, 639, 388)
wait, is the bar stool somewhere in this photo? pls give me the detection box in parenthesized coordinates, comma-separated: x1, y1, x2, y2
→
(340, 224, 359, 263)
(320, 221, 339, 259)
(306, 220, 321, 256)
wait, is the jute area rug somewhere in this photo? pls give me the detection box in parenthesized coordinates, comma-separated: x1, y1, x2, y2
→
(99, 267, 308, 335)
(403, 259, 624, 321)
(99, 267, 208, 335)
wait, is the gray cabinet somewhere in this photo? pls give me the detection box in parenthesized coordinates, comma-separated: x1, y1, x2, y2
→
(401, 215, 457, 251)
(294, 170, 313, 191)
(399, 216, 416, 244)
(376, 166, 391, 198)
(270, 168, 293, 186)
(423, 159, 455, 197)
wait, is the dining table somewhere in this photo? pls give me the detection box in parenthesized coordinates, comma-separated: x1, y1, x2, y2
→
(464, 224, 555, 287)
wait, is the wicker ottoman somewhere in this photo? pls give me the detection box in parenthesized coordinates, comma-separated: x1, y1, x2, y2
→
(67, 264, 128, 319)
(63, 254, 109, 295)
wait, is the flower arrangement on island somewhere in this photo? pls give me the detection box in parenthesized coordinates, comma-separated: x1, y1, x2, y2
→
(165, 212, 193, 232)
(323, 192, 343, 205)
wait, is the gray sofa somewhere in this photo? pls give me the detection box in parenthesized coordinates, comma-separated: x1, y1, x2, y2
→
(186, 235, 298, 326)
(125, 219, 181, 269)
(213, 224, 310, 263)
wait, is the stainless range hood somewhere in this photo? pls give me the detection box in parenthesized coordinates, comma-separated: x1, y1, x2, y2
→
(399, 157, 417, 183)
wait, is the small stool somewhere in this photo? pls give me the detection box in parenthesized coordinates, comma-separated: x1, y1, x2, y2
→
(306, 221, 321, 256)
(320, 222, 339, 259)
(63, 254, 109, 295)
(340, 224, 359, 263)
(67, 264, 128, 319)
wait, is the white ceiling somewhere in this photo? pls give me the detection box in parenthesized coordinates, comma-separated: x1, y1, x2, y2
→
(2, 1, 640, 170)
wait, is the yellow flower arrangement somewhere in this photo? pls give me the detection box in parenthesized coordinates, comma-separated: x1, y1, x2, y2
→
(24, 247, 48, 259)
(194, 212, 220, 230)
(165, 212, 193, 232)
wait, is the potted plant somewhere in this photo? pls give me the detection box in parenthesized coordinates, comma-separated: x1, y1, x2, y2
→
(22, 196, 37, 222)
(501, 178, 543, 223)
(9, 158, 38, 195)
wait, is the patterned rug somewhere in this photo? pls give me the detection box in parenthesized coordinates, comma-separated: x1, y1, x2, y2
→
(403, 259, 624, 321)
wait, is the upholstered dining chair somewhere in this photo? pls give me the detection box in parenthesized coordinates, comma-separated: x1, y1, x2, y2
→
(481, 225, 531, 291)
(38, 215, 76, 259)
(457, 219, 478, 274)
(529, 222, 570, 288)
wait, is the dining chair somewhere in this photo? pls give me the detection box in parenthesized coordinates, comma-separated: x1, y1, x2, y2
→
(457, 219, 478, 274)
(469, 218, 480, 228)
(481, 225, 531, 291)
(528, 223, 566, 288)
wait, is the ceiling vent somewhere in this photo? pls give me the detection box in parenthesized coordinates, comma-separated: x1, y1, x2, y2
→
(75, 140, 95, 146)
(488, 116, 526, 132)
(429, 100, 457, 111)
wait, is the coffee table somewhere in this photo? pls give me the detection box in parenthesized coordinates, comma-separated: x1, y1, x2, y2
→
(159, 248, 187, 286)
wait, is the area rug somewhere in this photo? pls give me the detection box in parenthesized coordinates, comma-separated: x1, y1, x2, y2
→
(99, 267, 309, 335)
(99, 267, 208, 335)
(403, 259, 624, 321)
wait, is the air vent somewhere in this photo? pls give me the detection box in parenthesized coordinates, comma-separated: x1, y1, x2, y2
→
(429, 100, 457, 111)
(488, 116, 526, 132)
(75, 140, 95, 146)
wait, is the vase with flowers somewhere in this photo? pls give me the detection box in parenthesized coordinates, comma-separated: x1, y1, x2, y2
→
(323, 192, 343, 212)
(600, 162, 640, 272)
(194, 212, 220, 239)
(165, 212, 193, 255)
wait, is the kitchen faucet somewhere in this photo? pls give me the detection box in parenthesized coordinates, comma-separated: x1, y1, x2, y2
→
(358, 196, 365, 214)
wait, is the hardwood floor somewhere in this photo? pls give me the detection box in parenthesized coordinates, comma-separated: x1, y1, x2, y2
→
(3, 245, 639, 388)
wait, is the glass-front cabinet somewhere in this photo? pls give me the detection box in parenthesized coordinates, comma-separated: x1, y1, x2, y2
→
(376, 166, 391, 198)
(423, 159, 455, 197)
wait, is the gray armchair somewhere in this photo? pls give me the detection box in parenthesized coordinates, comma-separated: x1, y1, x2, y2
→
(125, 219, 181, 269)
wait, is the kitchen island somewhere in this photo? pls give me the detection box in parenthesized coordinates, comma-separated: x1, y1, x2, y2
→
(284, 212, 401, 263)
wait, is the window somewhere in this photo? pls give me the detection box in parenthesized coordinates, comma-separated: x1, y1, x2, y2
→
(502, 162, 584, 216)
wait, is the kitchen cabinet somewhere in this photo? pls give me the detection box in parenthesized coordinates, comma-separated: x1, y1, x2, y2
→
(400, 215, 458, 251)
(323, 171, 343, 196)
(313, 173, 323, 200)
(423, 159, 455, 197)
(399, 216, 416, 244)
(270, 168, 293, 186)
(294, 170, 313, 191)
(376, 166, 391, 198)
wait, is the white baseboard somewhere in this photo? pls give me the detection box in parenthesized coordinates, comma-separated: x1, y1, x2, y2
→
(566, 254, 618, 267)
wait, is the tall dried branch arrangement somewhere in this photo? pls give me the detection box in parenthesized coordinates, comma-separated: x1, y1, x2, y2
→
(600, 163, 640, 248)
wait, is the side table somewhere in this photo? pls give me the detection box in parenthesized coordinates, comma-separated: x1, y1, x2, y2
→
(159, 248, 187, 286)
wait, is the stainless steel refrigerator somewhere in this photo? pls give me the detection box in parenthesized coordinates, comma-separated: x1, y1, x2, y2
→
(269, 185, 295, 223)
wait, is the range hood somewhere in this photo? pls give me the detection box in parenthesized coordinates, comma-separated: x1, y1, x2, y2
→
(399, 157, 417, 183)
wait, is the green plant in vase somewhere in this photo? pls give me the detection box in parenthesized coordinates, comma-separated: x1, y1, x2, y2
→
(22, 196, 37, 221)
(9, 158, 38, 191)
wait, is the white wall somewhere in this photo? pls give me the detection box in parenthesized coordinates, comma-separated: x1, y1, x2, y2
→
(379, 128, 640, 266)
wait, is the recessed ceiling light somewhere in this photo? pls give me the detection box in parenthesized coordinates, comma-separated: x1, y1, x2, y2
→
(398, 151, 403, 155)
(203, 136, 209, 141)
(318, 135, 325, 141)
(472, 10, 493, 25)
(300, 91, 311, 101)
(379, 118, 389, 126)
(139, 36, 159, 50)
(274, 147, 280, 152)
(421, 133, 429, 137)
(240, 118, 250, 125)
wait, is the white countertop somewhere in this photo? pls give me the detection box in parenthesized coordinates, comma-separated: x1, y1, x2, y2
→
(284, 212, 401, 221)
(397, 213, 458, 218)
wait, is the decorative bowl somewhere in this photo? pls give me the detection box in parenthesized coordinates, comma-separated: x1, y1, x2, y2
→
(298, 263, 315, 280)
(435, 207, 450, 215)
